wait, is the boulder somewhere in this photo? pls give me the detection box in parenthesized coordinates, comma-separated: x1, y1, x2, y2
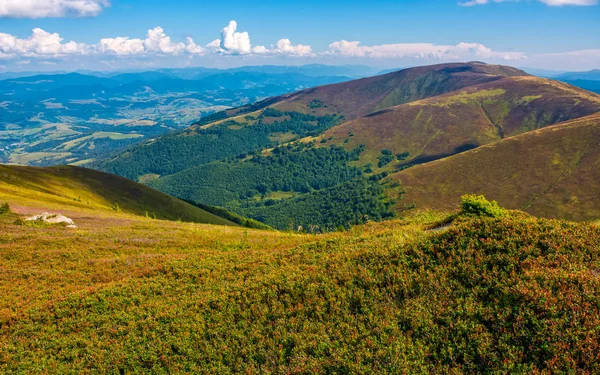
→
(25, 213, 77, 228)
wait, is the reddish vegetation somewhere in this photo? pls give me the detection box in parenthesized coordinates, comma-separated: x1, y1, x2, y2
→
(390, 113, 600, 221)
(271, 62, 529, 120)
(321, 76, 600, 166)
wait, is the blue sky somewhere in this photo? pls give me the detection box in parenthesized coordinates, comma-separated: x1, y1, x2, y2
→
(0, 0, 598, 72)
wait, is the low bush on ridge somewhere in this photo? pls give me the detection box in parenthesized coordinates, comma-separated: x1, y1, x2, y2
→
(460, 194, 507, 218)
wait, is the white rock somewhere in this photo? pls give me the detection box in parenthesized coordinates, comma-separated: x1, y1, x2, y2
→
(25, 212, 77, 228)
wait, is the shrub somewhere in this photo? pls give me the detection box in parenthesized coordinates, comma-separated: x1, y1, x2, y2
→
(460, 194, 506, 218)
(396, 152, 410, 161)
(0, 202, 9, 215)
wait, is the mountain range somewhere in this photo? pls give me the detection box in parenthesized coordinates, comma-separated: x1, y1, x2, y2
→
(3, 61, 600, 373)
(0, 66, 358, 166)
(88, 62, 600, 229)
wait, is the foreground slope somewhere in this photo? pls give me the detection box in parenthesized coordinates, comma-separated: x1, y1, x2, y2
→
(1, 201, 600, 373)
(390, 113, 600, 221)
(0, 164, 235, 225)
(322, 76, 600, 167)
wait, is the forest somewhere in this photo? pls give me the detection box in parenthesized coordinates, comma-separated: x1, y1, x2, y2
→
(150, 143, 365, 206)
(97, 110, 344, 180)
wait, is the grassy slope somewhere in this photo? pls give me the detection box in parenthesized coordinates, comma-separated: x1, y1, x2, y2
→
(0, 164, 236, 226)
(389, 113, 600, 221)
(321, 76, 600, 168)
(268, 61, 528, 120)
(96, 62, 528, 179)
(1, 202, 600, 373)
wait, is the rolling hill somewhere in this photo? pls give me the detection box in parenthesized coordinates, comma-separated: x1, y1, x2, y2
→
(92, 62, 600, 229)
(0, 164, 237, 225)
(389, 112, 600, 221)
(96, 62, 531, 180)
(2, 191, 600, 373)
(98, 62, 600, 183)
(321, 75, 600, 167)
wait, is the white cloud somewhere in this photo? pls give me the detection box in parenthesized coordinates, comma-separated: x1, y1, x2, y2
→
(99, 27, 203, 56)
(460, 0, 597, 6)
(0, 28, 88, 58)
(326, 40, 526, 61)
(460, 0, 490, 5)
(0, 0, 109, 18)
(144, 26, 185, 54)
(1, 27, 205, 59)
(205, 21, 313, 57)
(251, 45, 270, 54)
(527, 49, 600, 70)
(184, 37, 204, 54)
(2, 20, 598, 71)
(272, 39, 313, 56)
(219, 20, 252, 55)
(538, 0, 597, 5)
(98, 36, 144, 55)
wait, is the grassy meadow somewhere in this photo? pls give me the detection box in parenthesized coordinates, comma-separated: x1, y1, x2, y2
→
(1, 188, 600, 373)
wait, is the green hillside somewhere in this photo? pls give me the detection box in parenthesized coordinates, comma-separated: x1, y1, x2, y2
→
(95, 62, 530, 181)
(98, 63, 600, 229)
(0, 164, 237, 226)
(389, 113, 600, 221)
(146, 143, 397, 230)
(2, 196, 600, 373)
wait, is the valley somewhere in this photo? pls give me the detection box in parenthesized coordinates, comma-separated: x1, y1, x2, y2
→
(0, 66, 355, 166)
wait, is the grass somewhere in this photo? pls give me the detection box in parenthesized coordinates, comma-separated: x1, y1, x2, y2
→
(1, 199, 599, 373)
(321, 75, 600, 168)
(0, 164, 236, 226)
(9, 151, 72, 164)
(391, 112, 600, 222)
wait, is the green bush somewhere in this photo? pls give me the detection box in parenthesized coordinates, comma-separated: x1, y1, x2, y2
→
(460, 194, 506, 218)
(0, 202, 10, 215)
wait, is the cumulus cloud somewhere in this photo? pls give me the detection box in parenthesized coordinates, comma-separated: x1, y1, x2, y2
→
(272, 39, 313, 56)
(0, 0, 109, 18)
(99, 27, 204, 56)
(219, 20, 252, 54)
(6, 20, 598, 71)
(204, 21, 313, 57)
(0, 28, 88, 58)
(326, 40, 526, 61)
(1, 27, 205, 58)
(460, 0, 597, 6)
(98, 36, 144, 56)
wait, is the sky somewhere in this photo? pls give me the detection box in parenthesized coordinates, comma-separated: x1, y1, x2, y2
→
(0, 0, 598, 72)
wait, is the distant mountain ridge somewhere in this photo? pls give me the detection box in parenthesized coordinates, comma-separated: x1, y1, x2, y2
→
(556, 69, 600, 81)
(0, 66, 355, 167)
